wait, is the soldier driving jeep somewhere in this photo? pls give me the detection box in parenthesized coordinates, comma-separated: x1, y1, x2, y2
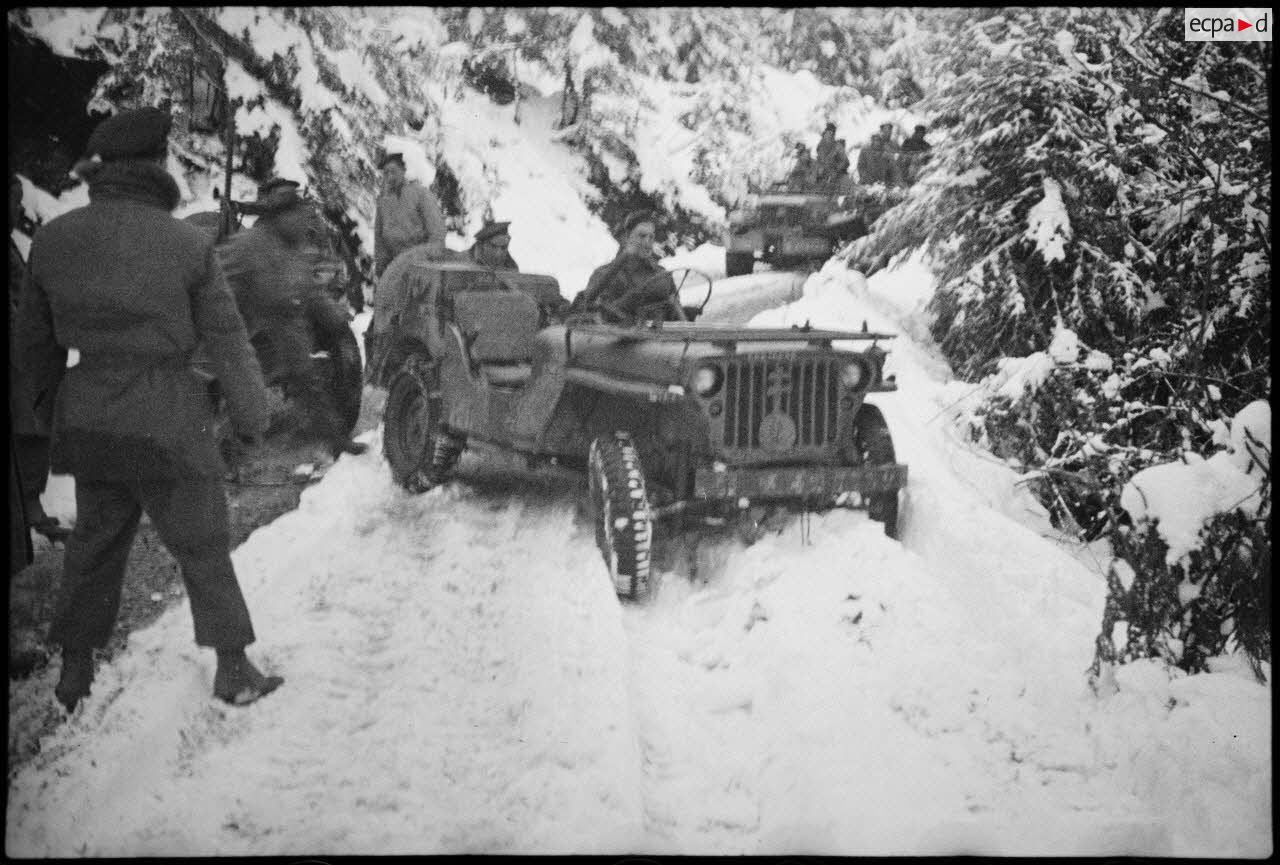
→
(568, 211, 685, 325)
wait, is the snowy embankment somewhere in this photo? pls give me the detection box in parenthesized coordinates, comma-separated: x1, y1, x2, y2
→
(8, 258, 1270, 857)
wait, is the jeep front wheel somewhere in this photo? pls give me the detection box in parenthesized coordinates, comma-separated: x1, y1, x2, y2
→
(854, 404, 900, 539)
(588, 433, 654, 601)
(726, 251, 755, 277)
(384, 357, 457, 492)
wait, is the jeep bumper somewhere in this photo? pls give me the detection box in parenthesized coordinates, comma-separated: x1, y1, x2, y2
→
(693, 463, 907, 501)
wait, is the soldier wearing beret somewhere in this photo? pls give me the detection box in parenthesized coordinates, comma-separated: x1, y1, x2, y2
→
(12, 107, 283, 710)
(467, 221, 519, 270)
(219, 177, 367, 459)
(373, 151, 447, 276)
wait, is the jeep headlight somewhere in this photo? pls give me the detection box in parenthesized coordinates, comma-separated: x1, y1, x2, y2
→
(840, 360, 868, 389)
(693, 363, 724, 397)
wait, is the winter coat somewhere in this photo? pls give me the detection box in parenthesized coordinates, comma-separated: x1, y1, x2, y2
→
(575, 251, 674, 319)
(899, 134, 932, 184)
(13, 159, 269, 481)
(218, 217, 318, 339)
(374, 180, 446, 274)
(857, 143, 900, 186)
(787, 153, 817, 190)
(219, 217, 348, 381)
(9, 235, 46, 438)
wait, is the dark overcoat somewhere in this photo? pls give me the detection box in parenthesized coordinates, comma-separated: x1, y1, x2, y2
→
(13, 160, 269, 481)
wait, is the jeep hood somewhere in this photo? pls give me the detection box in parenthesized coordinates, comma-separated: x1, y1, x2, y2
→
(557, 322, 896, 384)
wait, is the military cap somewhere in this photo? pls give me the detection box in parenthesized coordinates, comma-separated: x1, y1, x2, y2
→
(474, 221, 511, 243)
(84, 107, 172, 162)
(378, 151, 405, 170)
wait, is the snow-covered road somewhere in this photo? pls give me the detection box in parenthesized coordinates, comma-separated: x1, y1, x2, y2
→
(6, 264, 1270, 858)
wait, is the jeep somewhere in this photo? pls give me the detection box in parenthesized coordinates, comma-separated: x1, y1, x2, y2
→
(371, 258, 907, 601)
(724, 181, 903, 277)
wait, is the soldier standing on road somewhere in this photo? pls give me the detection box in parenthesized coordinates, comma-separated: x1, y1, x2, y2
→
(12, 108, 283, 711)
(571, 211, 677, 324)
(220, 178, 368, 459)
(373, 152, 447, 277)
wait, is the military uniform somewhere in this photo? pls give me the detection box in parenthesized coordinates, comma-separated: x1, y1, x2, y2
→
(219, 190, 358, 455)
(574, 252, 676, 323)
(13, 108, 281, 710)
(374, 173, 447, 275)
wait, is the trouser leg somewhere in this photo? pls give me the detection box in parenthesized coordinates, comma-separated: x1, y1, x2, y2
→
(14, 433, 51, 518)
(141, 476, 256, 649)
(276, 321, 348, 446)
(49, 480, 141, 650)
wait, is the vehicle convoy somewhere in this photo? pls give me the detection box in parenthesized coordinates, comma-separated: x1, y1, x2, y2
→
(723, 182, 891, 276)
(185, 200, 364, 446)
(371, 257, 907, 602)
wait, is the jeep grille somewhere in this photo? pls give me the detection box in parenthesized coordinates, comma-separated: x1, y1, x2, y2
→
(721, 354, 840, 450)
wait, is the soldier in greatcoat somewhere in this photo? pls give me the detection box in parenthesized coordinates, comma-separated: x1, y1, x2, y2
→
(13, 108, 283, 710)
(219, 178, 367, 458)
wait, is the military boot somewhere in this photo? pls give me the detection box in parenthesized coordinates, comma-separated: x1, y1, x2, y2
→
(54, 648, 94, 713)
(213, 649, 284, 706)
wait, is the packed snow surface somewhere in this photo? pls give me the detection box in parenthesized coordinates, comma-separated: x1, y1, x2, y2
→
(7, 255, 1270, 857)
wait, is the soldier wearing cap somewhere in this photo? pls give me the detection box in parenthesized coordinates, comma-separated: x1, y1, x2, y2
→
(219, 176, 367, 459)
(467, 221, 519, 270)
(374, 151, 447, 276)
(12, 106, 283, 710)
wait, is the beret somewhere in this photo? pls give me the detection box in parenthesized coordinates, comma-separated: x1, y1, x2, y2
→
(85, 107, 172, 161)
(378, 151, 405, 169)
(474, 221, 510, 243)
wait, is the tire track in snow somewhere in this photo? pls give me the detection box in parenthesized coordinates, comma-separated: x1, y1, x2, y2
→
(7, 447, 645, 856)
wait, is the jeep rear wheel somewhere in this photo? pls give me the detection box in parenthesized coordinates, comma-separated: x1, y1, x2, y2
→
(317, 326, 363, 434)
(588, 433, 654, 601)
(854, 404, 900, 539)
(726, 251, 755, 277)
(384, 357, 454, 492)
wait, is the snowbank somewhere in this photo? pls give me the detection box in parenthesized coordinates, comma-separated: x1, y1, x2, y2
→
(1121, 400, 1270, 565)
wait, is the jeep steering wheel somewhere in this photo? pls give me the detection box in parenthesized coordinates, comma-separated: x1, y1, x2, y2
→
(634, 266, 714, 322)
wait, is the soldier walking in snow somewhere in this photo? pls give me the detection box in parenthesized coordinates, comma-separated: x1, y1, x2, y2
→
(12, 108, 283, 711)
(220, 177, 368, 459)
(373, 151, 447, 276)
